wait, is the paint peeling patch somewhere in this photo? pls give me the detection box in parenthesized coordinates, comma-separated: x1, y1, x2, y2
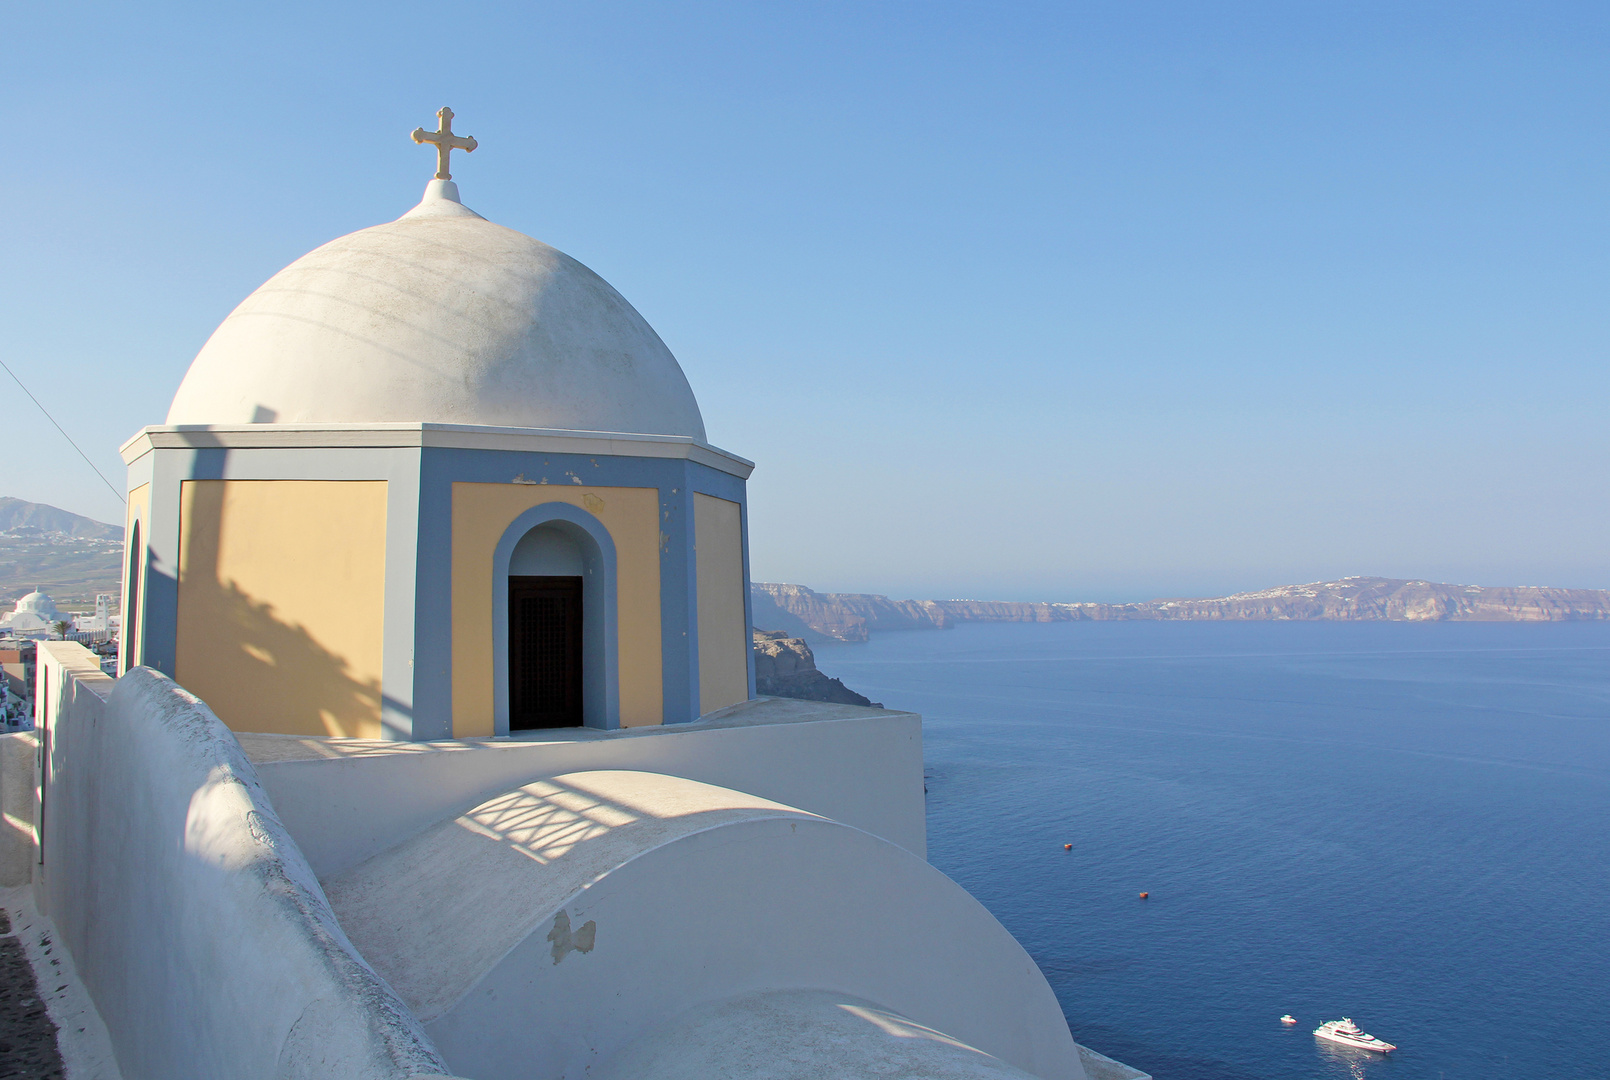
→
(582, 494, 605, 513)
(658, 530, 670, 553)
(547, 910, 596, 964)
(510, 473, 540, 485)
(244, 811, 279, 849)
(565, 471, 584, 485)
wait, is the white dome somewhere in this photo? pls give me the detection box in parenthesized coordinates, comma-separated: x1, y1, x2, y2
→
(166, 182, 706, 440)
(16, 591, 56, 615)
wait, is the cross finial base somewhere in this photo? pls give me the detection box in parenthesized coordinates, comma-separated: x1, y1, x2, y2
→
(423, 179, 462, 203)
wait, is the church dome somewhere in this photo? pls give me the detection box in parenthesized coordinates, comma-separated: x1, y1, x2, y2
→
(166, 182, 707, 440)
(16, 591, 55, 615)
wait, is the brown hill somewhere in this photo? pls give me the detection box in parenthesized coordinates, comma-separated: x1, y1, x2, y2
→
(0, 499, 124, 606)
(0, 498, 121, 540)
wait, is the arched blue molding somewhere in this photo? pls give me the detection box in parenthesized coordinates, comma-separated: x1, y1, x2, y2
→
(491, 503, 619, 732)
(121, 517, 145, 676)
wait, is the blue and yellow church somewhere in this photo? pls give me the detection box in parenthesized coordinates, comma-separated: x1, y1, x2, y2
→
(118, 110, 753, 741)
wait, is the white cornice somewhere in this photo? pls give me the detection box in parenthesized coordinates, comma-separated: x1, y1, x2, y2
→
(119, 423, 755, 478)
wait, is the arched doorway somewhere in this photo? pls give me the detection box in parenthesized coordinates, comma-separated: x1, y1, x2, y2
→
(122, 521, 141, 674)
(491, 506, 619, 732)
(507, 526, 585, 729)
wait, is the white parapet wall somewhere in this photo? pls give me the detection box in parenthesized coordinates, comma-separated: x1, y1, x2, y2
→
(0, 729, 36, 887)
(32, 642, 461, 1080)
(238, 696, 927, 880)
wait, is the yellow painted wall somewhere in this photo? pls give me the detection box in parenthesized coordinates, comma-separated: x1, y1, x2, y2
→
(451, 484, 663, 735)
(121, 483, 150, 673)
(695, 493, 749, 715)
(175, 480, 388, 738)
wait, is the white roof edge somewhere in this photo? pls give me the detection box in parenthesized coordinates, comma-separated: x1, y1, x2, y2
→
(119, 423, 755, 478)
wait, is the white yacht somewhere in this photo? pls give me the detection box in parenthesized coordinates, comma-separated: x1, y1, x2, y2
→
(1313, 1018, 1396, 1053)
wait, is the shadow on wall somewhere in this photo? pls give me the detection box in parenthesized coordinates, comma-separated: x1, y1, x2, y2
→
(180, 577, 384, 739)
(174, 479, 391, 739)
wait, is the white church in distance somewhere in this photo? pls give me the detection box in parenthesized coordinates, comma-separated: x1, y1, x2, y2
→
(6, 112, 1146, 1080)
(0, 590, 66, 638)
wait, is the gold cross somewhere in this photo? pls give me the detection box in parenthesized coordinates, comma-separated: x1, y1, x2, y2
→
(411, 107, 477, 181)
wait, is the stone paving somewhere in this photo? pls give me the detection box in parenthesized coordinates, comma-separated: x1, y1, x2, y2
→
(0, 908, 65, 1079)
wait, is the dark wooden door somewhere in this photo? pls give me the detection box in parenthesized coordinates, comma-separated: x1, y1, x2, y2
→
(508, 576, 583, 729)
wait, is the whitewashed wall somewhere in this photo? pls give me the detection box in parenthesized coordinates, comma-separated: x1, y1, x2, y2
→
(243, 697, 927, 880)
(32, 643, 461, 1080)
(0, 730, 35, 886)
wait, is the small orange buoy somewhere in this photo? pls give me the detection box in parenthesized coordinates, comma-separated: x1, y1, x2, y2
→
(1063, 843, 1072, 851)
(1139, 892, 1149, 899)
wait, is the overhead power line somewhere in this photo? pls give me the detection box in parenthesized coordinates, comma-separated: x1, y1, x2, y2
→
(0, 356, 125, 505)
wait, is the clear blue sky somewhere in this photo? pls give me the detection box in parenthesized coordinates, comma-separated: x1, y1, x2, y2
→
(6, 2, 1607, 602)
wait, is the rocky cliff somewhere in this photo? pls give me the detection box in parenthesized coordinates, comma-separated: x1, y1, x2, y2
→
(751, 630, 880, 707)
(754, 577, 1610, 642)
(751, 584, 950, 643)
(1097, 578, 1610, 622)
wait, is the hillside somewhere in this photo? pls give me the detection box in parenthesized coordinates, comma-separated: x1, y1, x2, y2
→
(0, 499, 124, 606)
(753, 577, 1610, 642)
(0, 498, 122, 540)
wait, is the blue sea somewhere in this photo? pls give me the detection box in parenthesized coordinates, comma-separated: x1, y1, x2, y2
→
(827, 621, 1610, 1080)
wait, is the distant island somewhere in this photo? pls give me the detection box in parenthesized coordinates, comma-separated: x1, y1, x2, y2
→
(753, 577, 1610, 643)
(6, 495, 1608, 640)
